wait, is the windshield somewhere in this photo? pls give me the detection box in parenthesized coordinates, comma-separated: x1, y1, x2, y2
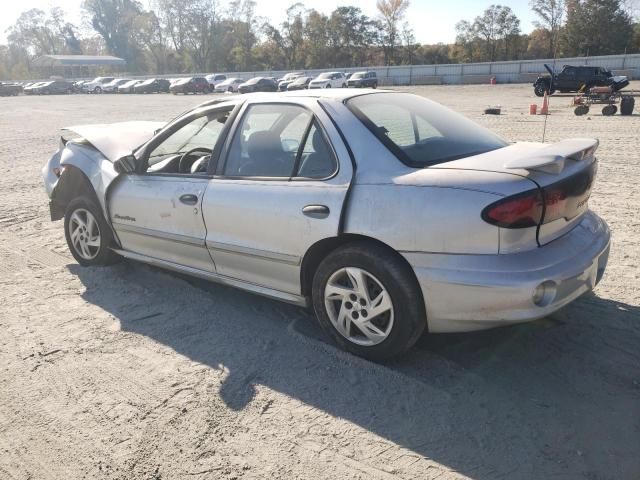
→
(352, 72, 365, 79)
(346, 93, 507, 167)
(246, 77, 261, 84)
(139, 79, 154, 85)
(316, 73, 332, 80)
(293, 77, 309, 84)
(175, 78, 191, 85)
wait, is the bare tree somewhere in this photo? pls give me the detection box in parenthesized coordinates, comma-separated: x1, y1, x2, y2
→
(472, 4, 520, 61)
(376, 0, 410, 65)
(530, 0, 565, 57)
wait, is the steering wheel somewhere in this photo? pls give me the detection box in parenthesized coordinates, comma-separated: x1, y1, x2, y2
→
(178, 147, 212, 173)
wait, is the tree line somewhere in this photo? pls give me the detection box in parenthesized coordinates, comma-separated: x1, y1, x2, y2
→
(1, 0, 639, 80)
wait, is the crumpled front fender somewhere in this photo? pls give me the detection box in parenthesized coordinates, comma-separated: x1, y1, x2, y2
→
(47, 142, 118, 219)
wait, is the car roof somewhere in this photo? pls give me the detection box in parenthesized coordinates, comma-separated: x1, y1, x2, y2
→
(194, 88, 387, 110)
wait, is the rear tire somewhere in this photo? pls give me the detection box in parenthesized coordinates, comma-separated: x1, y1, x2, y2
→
(312, 242, 426, 361)
(64, 196, 120, 267)
(602, 104, 617, 116)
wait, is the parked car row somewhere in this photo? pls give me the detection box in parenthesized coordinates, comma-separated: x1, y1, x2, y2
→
(278, 71, 378, 91)
(2, 71, 378, 97)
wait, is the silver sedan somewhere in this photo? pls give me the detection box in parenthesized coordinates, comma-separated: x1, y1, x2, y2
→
(42, 90, 610, 360)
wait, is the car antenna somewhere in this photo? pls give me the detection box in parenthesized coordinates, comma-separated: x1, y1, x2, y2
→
(541, 13, 564, 143)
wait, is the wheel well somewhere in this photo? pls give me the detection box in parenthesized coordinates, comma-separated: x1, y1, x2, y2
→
(300, 234, 423, 300)
(50, 165, 99, 220)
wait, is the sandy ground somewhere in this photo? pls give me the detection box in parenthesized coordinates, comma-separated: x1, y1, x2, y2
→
(0, 83, 639, 480)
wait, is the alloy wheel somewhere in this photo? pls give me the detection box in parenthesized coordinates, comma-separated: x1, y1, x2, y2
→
(68, 208, 101, 260)
(324, 267, 394, 346)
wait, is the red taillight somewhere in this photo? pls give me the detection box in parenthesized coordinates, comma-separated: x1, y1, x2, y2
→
(482, 190, 544, 228)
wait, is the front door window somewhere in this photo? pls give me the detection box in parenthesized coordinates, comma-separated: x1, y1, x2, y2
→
(145, 110, 229, 175)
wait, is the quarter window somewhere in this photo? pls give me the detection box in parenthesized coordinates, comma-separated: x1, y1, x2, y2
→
(296, 122, 337, 179)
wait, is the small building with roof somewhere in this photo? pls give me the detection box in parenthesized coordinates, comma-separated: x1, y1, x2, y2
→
(32, 55, 126, 79)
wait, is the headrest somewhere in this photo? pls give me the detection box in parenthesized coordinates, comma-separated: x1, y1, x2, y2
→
(247, 131, 282, 159)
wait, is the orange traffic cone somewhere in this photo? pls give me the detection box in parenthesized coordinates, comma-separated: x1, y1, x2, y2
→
(540, 92, 549, 115)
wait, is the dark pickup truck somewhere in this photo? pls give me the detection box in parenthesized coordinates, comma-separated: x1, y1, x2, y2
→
(533, 64, 629, 97)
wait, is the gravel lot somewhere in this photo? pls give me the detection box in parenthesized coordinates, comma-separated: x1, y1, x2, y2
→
(1, 84, 639, 480)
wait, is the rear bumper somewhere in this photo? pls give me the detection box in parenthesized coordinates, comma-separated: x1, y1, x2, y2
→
(403, 211, 610, 333)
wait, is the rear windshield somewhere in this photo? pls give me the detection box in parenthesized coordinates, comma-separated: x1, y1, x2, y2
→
(346, 93, 507, 167)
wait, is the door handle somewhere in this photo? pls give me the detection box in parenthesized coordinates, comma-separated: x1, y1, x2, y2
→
(302, 205, 330, 219)
(179, 194, 199, 205)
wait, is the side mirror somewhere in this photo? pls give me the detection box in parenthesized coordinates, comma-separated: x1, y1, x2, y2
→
(114, 154, 137, 174)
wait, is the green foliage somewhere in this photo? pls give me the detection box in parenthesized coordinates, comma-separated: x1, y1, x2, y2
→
(563, 0, 635, 55)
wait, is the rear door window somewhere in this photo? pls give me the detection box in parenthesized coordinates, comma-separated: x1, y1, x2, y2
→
(224, 104, 312, 178)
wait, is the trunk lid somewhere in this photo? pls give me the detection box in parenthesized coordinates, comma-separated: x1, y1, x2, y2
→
(436, 138, 598, 246)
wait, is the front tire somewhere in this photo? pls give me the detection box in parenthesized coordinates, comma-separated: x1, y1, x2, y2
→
(534, 82, 547, 97)
(312, 242, 426, 361)
(64, 197, 119, 267)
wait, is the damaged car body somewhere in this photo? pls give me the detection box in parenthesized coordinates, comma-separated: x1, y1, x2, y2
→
(42, 90, 610, 360)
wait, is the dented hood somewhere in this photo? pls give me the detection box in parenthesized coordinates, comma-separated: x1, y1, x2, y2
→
(64, 121, 165, 162)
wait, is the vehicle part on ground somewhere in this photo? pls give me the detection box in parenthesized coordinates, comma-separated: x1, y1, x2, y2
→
(602, 104, 617, 116)
(620, 96, 635, 115)
(42, 90, 610, 359)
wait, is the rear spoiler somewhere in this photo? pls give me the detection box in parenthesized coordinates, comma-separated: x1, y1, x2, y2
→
(504, 138, 598, 174)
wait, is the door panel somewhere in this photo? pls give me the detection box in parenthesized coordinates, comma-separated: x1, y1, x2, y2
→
(109, 175, 214, 272)
(202, 99, 353, 295)
(202, 180, 348, 293)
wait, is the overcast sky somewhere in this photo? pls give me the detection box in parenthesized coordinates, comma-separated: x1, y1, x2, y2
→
(0, 0, 538, 45)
